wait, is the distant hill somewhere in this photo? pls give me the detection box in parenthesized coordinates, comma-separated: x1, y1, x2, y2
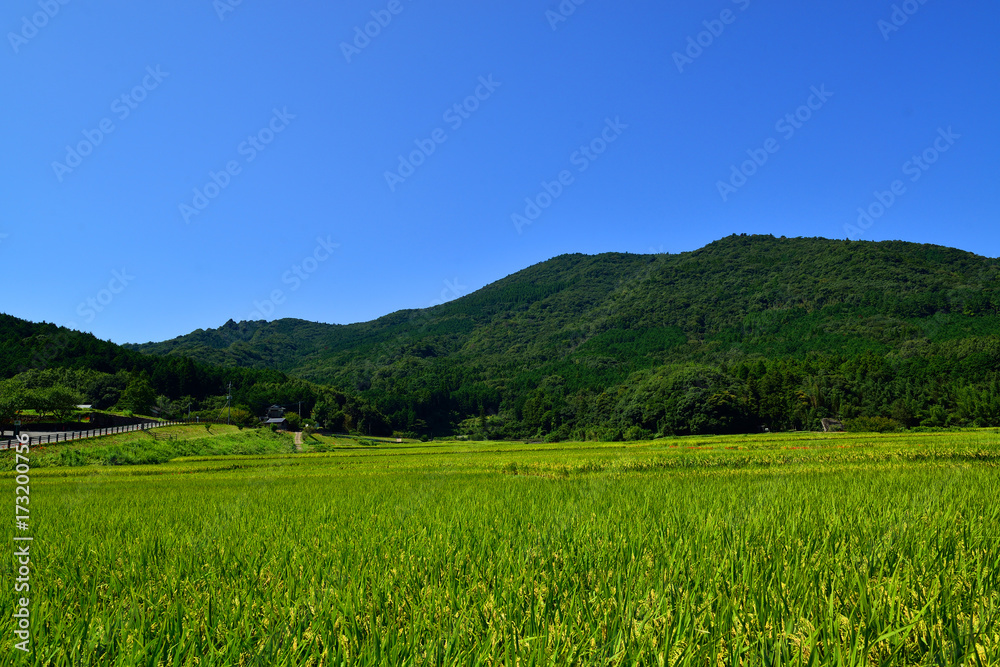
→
(0, 314, 388, 433)
(126, 235, 1000, 438)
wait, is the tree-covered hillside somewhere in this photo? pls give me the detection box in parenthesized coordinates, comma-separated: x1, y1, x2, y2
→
(123, 235, 1000, 439)
(0, 314, 389, 434)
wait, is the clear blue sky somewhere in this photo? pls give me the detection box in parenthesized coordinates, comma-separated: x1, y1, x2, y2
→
(2, 0, 998, 344)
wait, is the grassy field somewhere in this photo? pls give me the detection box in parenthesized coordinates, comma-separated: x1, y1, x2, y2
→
(2, 428, 999, 665)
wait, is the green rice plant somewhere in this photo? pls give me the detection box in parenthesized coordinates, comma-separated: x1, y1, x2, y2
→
(1, 430, 999, 664)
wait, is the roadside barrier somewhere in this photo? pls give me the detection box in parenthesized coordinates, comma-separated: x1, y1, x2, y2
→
(0, 420, 211, 450)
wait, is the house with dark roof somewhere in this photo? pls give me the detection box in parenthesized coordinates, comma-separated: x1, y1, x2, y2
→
(262, 404, 288, 429)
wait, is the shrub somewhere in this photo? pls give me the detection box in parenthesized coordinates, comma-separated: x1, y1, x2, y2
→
(58, 448, 87, 467)
(623, 425, 654, 442)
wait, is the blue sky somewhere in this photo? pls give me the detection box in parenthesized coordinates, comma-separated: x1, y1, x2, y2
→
(1, 0, 998, 344)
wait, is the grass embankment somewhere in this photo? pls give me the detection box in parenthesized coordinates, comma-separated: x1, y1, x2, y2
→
(3, 424, 296, 469)
(2, 430, 999, 665)
(299, 432, 402, 452)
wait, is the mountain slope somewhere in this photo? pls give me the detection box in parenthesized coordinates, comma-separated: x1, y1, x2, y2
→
(128, 235, 1000, 438)
(0, 314, 390, 433)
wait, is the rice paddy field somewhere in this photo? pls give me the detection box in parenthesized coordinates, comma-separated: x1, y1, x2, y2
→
(3, 427, 1000, 665)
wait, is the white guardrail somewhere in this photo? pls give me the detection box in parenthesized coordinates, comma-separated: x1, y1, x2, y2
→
(0, 421, 189, 450)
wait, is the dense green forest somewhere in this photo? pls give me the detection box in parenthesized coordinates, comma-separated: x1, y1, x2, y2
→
(0, 314, 389, 434)
(7, 235, 1000, 439)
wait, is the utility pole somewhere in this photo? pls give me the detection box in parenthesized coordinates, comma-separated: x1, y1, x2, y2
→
(227, 382, 232, 425)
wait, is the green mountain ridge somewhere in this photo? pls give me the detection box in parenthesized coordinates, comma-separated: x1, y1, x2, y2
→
(0, 315, 390, 435)
(122, 234, 1000, 438)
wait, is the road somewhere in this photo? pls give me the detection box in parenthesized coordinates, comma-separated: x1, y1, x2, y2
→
(1, 422, 168, 448)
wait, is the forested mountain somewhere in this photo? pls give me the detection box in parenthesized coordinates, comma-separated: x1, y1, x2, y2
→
(125, 235, 1000, 439)
(0, 314, 389, 433)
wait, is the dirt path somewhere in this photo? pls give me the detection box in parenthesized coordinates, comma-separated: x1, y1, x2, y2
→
(293, 431, 303, 452)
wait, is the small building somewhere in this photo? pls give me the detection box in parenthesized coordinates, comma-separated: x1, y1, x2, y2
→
(262, 404, 288, 429)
